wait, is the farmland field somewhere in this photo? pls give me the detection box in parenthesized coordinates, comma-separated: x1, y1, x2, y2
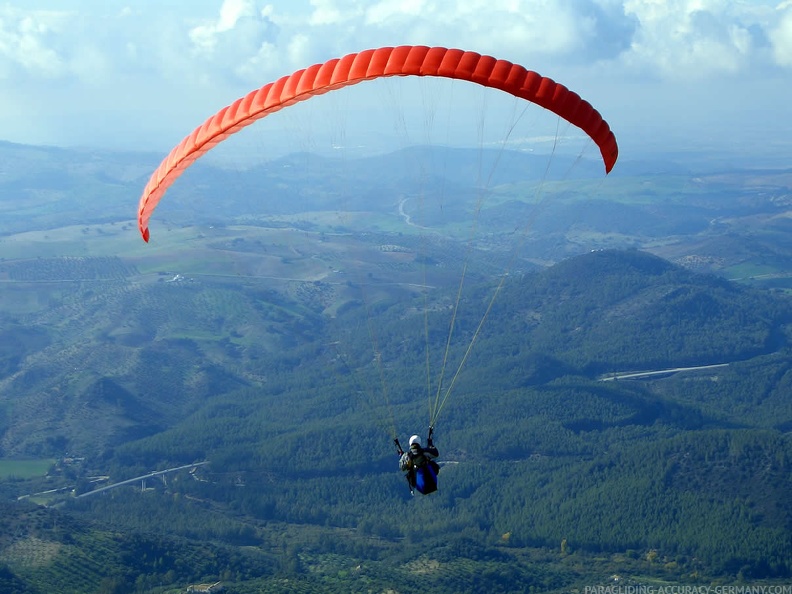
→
(0, 459, 55, 479)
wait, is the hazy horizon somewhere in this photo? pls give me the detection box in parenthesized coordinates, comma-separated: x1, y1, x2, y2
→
(0, 1, 789, 168)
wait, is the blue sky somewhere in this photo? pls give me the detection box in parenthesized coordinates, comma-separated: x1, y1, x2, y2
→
(1, 0, 790, 165)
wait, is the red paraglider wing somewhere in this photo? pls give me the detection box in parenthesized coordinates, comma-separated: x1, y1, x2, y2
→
(138, 45, 618, 242)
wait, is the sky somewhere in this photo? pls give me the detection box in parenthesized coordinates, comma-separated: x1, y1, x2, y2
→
(1, 0, 791, 166)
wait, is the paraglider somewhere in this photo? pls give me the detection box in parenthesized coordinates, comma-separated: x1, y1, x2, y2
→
(395, 429, 440, 495)
(136, 45, 618, 496)
(137, 45, 618, 242)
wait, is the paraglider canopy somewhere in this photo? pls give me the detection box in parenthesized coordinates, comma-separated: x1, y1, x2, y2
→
(137, 45, 618, 243)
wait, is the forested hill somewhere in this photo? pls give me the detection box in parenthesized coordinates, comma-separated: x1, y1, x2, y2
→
(77, 249, 792, 590)
(469, 249, 791, 380)
(3, 247, 792, 591)
(4, 137, 792, 591)
(1, 247, 790, 461)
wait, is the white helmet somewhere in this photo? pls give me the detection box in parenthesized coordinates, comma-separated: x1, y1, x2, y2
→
(409, 435, 421, 448)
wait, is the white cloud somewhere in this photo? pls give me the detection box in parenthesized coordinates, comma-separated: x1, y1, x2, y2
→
(1, 1, 787, 87)
(308, 0, 364, 26)
(189, 0, 260, 53)
(287, 33, 313, 67)
(770, 1, 792, 66)
(364, 0, 427, 25)
(0, 7, 69, 79)
(294, 0, 600, 63)
(182, 0, 292, 86)
(620, 0, 760, 78)
(0, 0, 788, 155)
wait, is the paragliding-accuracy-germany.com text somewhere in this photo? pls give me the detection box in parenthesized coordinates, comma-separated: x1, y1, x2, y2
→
(584, 586, 792, 594)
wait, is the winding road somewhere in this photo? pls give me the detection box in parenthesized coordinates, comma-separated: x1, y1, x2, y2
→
(599, 363, 729, 381)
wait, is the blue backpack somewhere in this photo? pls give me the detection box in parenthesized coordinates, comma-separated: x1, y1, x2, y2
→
(415, 461, 439, 494)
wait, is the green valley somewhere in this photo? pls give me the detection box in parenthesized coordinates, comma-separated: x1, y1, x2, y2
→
(1, 141, 792, 592)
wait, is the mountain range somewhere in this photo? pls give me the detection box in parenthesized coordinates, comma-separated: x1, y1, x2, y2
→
(1, 141, 791, 592)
